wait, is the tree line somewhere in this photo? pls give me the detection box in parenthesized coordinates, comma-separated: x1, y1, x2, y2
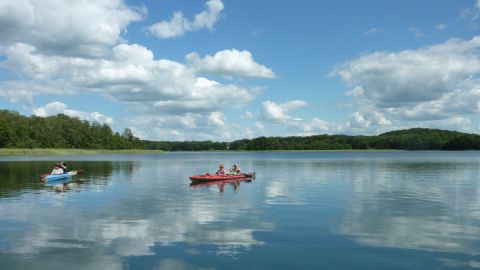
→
(228, 128, 480, 150)
(145, 128, 480, 151)
(0, 110, 144, 149)
(2, 109, 480, 151)
(143, 140, 227, 151)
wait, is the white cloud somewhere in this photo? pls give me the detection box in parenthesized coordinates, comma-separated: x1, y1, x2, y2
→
(255, 122, 264, 130)
(125, 113, 243, 141)
(257, 100, 354, 136)
(1, 40, 257, 114)
(260, 101, 287, 122)
(332, 36, 480, 108)
(331, 36, 480, 134)
(345, 86, 365, 97)
(348, 111, 391, 129)
(391, 86, 480, 121)
(460, 0, 480, 21)
(251, 28, 265, 37)
(148, 0, 224, 39)
(33, 101, 67, 116)
(260, 100, 307, 123)
(193, 0, 224, 30)
(295, 118, 348, 135)
(33, 101, 114, 124)
(186, 49, 276, 79)
(208, 112, 225, 126)
(408, 27, 425, 38)
(429, 116, 472, 130)
(147, 11, 190, 39)
(0, 81, 70, 106)
(280, 100, 308, 111)
(2, 43, 62, 80)
(362, 28, 383, 36)
(242, 111, 253, 119)
(0, 0, 144, 58)
(436, 24, 447, 31)
(294, 27, 477, 135)
(348, 112, 370, 128)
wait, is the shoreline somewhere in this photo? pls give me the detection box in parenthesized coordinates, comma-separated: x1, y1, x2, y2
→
(3, 148, 476, 156)
(0, 148, 164, 156)
(188, 149, 405, 153)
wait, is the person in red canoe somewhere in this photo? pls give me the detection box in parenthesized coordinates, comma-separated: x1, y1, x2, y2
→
(229, 164, 241, 175)
(216, 163, 226, 175)
(51, 163, 64, 175)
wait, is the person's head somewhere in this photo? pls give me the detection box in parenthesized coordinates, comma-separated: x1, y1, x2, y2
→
(55, 163, 60, 168)
(219, 163, 224, 168)
(233, 164, 238, 168)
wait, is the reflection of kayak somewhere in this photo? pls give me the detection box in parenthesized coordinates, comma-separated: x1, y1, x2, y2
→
(41, 170, 84, 181)
(44, 178, 71, 187)
(189, 172, 255, 182)
(190, 178, 253, 188)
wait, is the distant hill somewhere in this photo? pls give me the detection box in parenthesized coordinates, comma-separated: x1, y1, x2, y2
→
(370, 128, 480, 150)
(145, 128, 480, 151)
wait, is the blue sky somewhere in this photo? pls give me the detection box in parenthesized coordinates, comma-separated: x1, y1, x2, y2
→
(1, 0, 480, 141)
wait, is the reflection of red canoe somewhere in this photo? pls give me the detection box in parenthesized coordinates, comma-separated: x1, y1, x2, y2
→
(189, 172, 255, 182)
(190, 178, 253, 188)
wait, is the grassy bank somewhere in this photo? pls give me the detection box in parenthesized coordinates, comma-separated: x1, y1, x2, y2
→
(0, 148, 164, 156)
(252, 149, 404, 152)
(222, 149, 404, 152)
(153, 149, 403, 152)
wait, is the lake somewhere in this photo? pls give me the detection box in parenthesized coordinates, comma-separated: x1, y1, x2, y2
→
(0, 151, 479, 269)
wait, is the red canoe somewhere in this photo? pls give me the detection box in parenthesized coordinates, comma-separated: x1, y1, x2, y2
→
(189, 172, 255, 182)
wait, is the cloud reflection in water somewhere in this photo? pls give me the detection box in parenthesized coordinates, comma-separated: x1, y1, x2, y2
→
(339, 161, 480, 255)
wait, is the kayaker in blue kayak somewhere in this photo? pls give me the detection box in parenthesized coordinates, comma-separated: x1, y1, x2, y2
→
(51, 163, 64, 175)
(60, 161, 68, 173)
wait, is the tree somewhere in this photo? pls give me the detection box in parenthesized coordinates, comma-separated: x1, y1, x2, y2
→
(0, 110, 145, 150)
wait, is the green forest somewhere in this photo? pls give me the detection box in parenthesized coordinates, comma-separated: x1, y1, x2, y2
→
(145, 128, 480, 151)
(0, 110, 144, 149)
(2, 109, 480, 151)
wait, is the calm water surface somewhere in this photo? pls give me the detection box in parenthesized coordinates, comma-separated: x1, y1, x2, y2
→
(0, 151, 480, 269)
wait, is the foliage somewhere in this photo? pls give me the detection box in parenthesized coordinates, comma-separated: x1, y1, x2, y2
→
(0, 110, 144, 149)
(143, 140, 228, 151)
(145, 128, 480, 151)
(2, 109, 480, 151)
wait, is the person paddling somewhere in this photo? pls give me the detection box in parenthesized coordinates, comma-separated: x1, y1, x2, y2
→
(229, 164, 241, 175)
(216, 163, 226, 175)
(60, 161, 68, 173)
(51, 163, 64, 175)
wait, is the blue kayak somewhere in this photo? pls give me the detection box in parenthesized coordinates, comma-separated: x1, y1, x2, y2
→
(44, 173, 72, 181)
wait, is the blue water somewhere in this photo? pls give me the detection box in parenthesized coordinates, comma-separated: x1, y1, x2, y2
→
(0, 151, 479, 269)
